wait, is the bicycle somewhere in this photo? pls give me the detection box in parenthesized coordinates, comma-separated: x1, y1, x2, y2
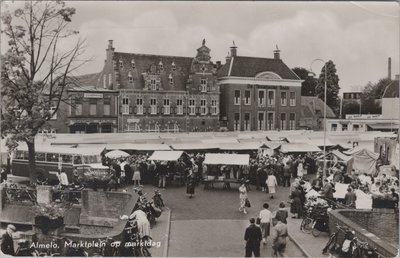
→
(322, 223, 350, 254)
(351, 237, 379, 258)
(311, 210, 330, 237)
(300, 205, 329, 234)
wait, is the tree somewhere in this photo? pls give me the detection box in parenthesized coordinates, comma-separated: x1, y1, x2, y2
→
(360, 78, 393, 114)
(1, 1, 87, 183)
(292, 67, 317, 96)
(342, 101, 361, 116)
(315, 60, 340, 116)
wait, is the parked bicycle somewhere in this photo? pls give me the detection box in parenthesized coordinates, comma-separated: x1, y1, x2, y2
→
(351, 237, 379, 258)
(121, 219, 152, 257)
(322, 223, 351, 254)
(152, 190, 165, 210)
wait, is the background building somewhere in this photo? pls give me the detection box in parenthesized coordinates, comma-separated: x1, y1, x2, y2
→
(299, 96, 336, 130)
(382, 75, 399, 120)
(218, 45, 303, 131)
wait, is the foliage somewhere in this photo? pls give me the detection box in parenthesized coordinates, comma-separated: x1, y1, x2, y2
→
(292, 67, 318, 96)
(342, 102, 361, 117)
(33, 201, 69, 220)
(79, 169, 112, 184)
(1, 1, 87, 182)
(315, 60, 340, 116)
(360, 78, 393, 114)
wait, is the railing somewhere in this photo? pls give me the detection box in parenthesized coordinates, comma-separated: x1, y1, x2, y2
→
(4, 184, 37, 204)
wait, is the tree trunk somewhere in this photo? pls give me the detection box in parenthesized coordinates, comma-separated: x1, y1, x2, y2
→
(26, 139, 37, 183)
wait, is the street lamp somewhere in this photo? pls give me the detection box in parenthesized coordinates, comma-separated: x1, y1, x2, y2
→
(308, 59, 327, 180)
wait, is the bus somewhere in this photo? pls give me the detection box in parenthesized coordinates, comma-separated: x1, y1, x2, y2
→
(11, 145, 109, 184)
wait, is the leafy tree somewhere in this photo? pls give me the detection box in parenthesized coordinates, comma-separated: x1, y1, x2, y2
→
(292, 67, 317, 96)
(1, 1, 87, 182)
(315, 60, 340, 116)
(342, 101, 361, 116)
(360, 78, 393, 114)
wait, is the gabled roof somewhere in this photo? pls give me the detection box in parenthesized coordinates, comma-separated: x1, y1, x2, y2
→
(382, 80, 399, 98)
(218, 56, 300, 80)
(301, 96, 336, 118)
(113, 52, 194, 91)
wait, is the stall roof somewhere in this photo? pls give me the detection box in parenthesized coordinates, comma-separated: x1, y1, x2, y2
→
(286, 135, 311, 143)
(106, 143, 171, 151)
(266, 135, 289, 142)
(279, 143, 321, 153)
(203, 153, 250, 165)
(260, 142, 282, 150)
(202, 138, 239, 144)
(306, 138, 336, 147)
(170, 143, 218, 150)
(217, 142, 263, 150)
(318, 150, 353, 162)
(148, 151, 184, 161)
(366, 123, 399, 130)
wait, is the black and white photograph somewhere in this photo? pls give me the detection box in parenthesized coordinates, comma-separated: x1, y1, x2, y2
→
(0, 1, 399, 257)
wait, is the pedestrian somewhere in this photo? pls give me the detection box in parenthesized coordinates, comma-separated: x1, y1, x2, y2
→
(283, 164, 291, 188)
(158, 161, 167, 189)
(132, 162, 141, 187)
(239, 180, 248, 214)
(274, 202, 288, 224)
(186, 169, 196, 198)
(289, 185, 303, 218)
(244, 218, 262, 257)
(320, 179, 334, 199)
(1, 224, 16, 256)
(271, 219, 288, 257)
(266, 172, 278, 199)
(258, 203, 272, 245)
(0, 167, 7, 183)
(344, 187, 357, 208)
(124, 162, 133, 185)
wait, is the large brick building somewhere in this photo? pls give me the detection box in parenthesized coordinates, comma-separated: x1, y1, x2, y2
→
(217, 45, 303, 131)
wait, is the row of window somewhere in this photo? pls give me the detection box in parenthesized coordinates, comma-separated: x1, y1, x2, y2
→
(116, 59, 176, 72)
(234, 89, 296, 107)
(233, 112, 296, 131)
(331, 123, 361, 132)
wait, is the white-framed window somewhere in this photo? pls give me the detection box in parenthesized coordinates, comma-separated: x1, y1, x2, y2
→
(171, 62, 176, 71)
(244, 90, 251, 105)
(342, 124, 348, 131)
(211, 99, 218, 115)
(289, 113, 296, 130)
(128, 71, 133, 83)
(258, 112, 265, 130)
(122, 97, 129, 115)
(244, 113, 251, 131)
(104, 98, 111, 116)
(151, 79, 156, 90)
(267, 111, 275, 130)
(280, 113, 287, 130)
(108, 74, 112, 86)
(89, 99, 97, 116)
(200, 78, 207, 92)
(150, 98, 157, 114)
(234, 113, 240, 131)
(331, 124, 337, 132)
(103, 74, 107, 89)
(200, 99, 207, 115)
(258, 89, 265, 107)
(163, 98, 170, 115)
(289, 92, 296, 106)
(169, 74, 173, 86)
(234, 90, 241, 105)
(176, 98, 183, 115)
(267, 90, 275, 106)
(136, 98, 143, 115)
(131, 59, 135, 69)
(50, 106, 57, 120)
(281, 91, 287, 106)
(189, 98, 196, 115)
(119, 59, 123, 69)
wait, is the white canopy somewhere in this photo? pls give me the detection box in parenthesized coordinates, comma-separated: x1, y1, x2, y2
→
(279, 143, 321, 153)
(203, 153, 250, 165)
(105, 150, 130, 159)
(170, 143, 218, 150)
(148, 151, 184, 161)
(217, 142, 263, 150)
(106, 143, 171, 151)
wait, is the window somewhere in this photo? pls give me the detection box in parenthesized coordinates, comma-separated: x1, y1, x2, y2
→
(171, 62, 176, 71)
(104, 98, 111, 116)
(281, 91, 287, 106)
(234, 90, 241, 105)
(189, 99, 196, 115)
(50, 106, 57, 120)
(267, 90, 275, 106)
(267, 112, 275, 130)
(289, 113, 295, 130)
(136, 98, 143, 115)
(89, 99, 97, 116)
(150, 98, 157, 114)
(122, 97, 129, 114)
(176, 99, 183, 115)
(128, 71, 133, 83)
(201, 78, 207, 92)
(244, 90, 251, 105)
(289, 92, 296, 106)
(211, 100, 218, 115)
(131, 59, 135, 69)
(163, 98, 170, 115)
(258, 112, 265, 130)
(169, 74, 173, 86)
(108, 74, 112, 86)
(280, 113, 287, 130)
(244, 113, 250, 131)
(103, 74, 107, 89)
(75, 102, 82, 116)
(35, 152, 46, 162)
(258, 90, 265, 106)
(151, 79, 156, 90)
(331, 124, 337, 131)
(200, 99, 207, 115)
(159, 61, 164, 71)
(234, 113, 240, 131)
(342, 124, 348, 131)
(353, 124, 359, 131)
(119, 59, 123, 69)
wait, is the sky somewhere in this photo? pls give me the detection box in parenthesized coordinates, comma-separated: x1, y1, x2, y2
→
(1, 1, 399, 93)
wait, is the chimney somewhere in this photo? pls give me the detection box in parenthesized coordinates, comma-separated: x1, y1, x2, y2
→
(230, 41, 237, 57)
(226, 52, 231, 63)
(273, 45, 280, 59)
(388, 57, 392, 79)
(108, 40, 114, 50)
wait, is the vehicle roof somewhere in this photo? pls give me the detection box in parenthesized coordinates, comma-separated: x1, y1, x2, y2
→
(16, 145, 104, 155)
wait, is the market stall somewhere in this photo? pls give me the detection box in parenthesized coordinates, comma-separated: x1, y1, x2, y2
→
(278, 143, 321, 154)
(203, 153, 250, 166)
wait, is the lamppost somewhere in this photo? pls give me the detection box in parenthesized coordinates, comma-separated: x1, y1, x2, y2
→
(309, 59, 327, 179)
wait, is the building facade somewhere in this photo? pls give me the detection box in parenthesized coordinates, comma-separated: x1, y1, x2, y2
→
(326, 115, 399, 132)
(217, 46, 303, 131)
(100, 40, 220, 132)
(382, 75, 399, 120)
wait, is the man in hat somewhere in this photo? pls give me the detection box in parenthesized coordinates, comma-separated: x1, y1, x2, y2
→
(1, 224, 16, 255)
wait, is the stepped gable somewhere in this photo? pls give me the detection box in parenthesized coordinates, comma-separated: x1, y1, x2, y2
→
(113, 51, 193, 91)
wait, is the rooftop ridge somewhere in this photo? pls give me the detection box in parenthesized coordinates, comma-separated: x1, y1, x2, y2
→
(114, 51, 195, 60)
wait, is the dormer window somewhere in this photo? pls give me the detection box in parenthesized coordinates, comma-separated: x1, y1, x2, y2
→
(159, 61, 164, 71)
(119, 59, 123, 69)
(168, 74, 173, 86)
(200, 78, 207, 92)
(171, 62, 176, 71)
(128, 71, 133, 83)
(150, 79, 156, 90)
(131, 59, 135, 69)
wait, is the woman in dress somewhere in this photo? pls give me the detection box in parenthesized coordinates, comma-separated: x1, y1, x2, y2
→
(186, 169, 196, 198)
(239, 180, 248, 214)
(132, 162, 141, 187)
(297, 159, 304, 179)
(289, 185, 304, 218)
(266, 172, 278, 199)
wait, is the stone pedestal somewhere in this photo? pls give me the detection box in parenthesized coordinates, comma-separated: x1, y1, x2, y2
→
(36, 186, 53, 204)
